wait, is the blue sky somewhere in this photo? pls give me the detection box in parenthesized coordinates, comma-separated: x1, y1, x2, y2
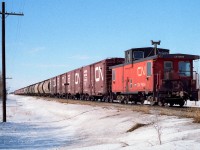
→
(1, 0, 200, 91)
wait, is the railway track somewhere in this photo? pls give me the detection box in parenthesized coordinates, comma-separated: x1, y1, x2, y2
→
(33, 96, 200, 123)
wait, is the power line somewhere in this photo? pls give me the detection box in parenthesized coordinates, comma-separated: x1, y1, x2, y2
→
(0, 2, 24, 122)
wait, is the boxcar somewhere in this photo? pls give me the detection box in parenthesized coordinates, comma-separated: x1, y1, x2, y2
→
(56, 73, 67, 98)
(60, 73, 67, 97)
(81, 58, 124, 101)
(66, 68, 83, 99)
(82, 65, 91, 99)
(56, 75, 61, 97)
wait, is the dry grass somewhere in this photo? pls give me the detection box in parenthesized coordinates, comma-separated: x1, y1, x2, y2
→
(131, 105, 200, 123)
(132, 106, 150, 114)
(160, 107, 200, 123)
(184, 108, 200, 123)
(126, 123, 147, 132)
(193, 110, 200, 123)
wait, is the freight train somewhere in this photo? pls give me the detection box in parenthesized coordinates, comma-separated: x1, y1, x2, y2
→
(14, 45, 200, 107)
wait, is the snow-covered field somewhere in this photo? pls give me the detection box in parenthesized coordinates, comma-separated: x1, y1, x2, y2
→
(0, 95, 200, 150)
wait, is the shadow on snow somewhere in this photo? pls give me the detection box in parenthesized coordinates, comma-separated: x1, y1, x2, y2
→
(0, 122, 78, 149)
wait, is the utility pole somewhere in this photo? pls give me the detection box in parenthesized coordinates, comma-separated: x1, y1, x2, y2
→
(0, 2, 24, 122)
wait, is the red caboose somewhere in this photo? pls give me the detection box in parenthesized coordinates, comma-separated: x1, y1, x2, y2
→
(111, 47, 199, 106)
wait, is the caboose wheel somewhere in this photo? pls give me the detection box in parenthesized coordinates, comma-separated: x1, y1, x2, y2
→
(150, 101, 156, 106)
(158, 101, 164, 106)
(148, 96, 156, 106)
(179, 100, 185, 107)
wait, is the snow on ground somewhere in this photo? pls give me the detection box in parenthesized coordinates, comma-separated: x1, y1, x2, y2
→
(0, 95, 200, 150)
(186, 100, 200, 107)
(144, 100, 200, 107)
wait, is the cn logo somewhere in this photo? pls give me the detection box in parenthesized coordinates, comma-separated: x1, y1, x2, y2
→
(75, 73, 80, 84)
(137, 66, 145, 76)
(95, 66, 103, 82)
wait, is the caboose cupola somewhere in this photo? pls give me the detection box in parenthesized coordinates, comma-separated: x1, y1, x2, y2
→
(124, 47, 169, 63)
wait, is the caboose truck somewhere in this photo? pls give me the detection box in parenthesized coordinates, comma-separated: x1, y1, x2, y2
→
(111, 44, 199, 107)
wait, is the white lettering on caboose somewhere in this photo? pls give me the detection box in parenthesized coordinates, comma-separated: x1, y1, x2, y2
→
(137, 66, 145, 76)
(95, 66, 103, 82)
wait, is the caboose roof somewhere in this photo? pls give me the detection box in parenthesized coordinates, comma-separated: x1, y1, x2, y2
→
(125, 47, 169, 52)
(158, 53, 200, 60)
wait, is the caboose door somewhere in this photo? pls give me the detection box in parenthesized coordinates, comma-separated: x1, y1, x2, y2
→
(145, 61, 153, 91)
(126, 77, 129, 92)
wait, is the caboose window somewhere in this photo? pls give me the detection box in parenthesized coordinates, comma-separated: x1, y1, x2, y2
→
(133, 51, 144, 60)
(147, 62, 152, 76)
(112, 70, 116, 80)
(178, 61, 191, 76)
(126, 51, 131, 63)
(164, 61, 173, 71)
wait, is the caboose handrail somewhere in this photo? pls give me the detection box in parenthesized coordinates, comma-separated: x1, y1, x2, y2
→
(194, 71, 200, 90)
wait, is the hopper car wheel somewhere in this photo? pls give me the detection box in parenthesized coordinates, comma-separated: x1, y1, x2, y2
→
(150, 101, 156, 106)
(124, 100, 128, 105)
(169, 102, 174, 107)
(158, 101, 164, 107)
(105, 97, 110, 103)
(80, 95, 84, 100)
(158, 99, 165, 107)
(84, 96, 87, 101)
(90, 96, 95, 101)
(102, 96, 108, 102)
(109, 99, 113, 103)
(133, 101, 137, 105)
(140, 97, 145, 105)
(140, 100, 144, 105)
(179, 100, 185, 107)
(85, 96, 89, 101)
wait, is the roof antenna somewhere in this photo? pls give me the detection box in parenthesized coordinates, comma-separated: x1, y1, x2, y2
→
(151, 40, 161, 55)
